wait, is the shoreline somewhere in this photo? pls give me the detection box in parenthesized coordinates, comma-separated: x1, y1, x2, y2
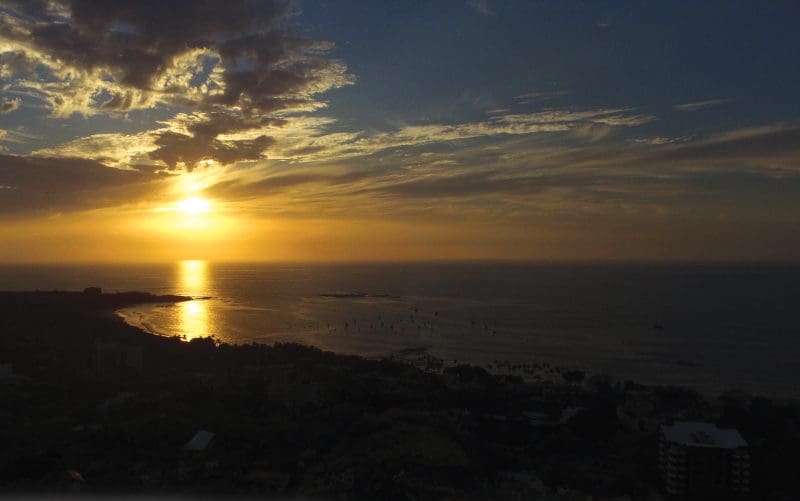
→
(2, 289, 799, 497)
(115, 296, 800, 401)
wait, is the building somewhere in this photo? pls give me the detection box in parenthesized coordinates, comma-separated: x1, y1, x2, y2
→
(659, 421, 750, 497)
(184, 430, 215, 451)
(93, 342, 143, 378)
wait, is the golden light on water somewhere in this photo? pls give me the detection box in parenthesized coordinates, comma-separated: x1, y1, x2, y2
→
(180, 259, 207, 292)
(178, 300, 209, 341)
(177, 259, 211, 340)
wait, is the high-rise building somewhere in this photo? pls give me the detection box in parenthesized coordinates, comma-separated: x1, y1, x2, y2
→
(659, 421, 750, 497)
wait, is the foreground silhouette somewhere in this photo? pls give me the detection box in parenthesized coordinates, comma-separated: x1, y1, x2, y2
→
(0, 290, 798, 499)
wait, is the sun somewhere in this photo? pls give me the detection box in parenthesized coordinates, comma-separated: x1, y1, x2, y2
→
(176, 196, 211, 215)
(151, 193, 228, 234)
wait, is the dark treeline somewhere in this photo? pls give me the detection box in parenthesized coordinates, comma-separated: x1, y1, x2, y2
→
(0, 291, 798, 499)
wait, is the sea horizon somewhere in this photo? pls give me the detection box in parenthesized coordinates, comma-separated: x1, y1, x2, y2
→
(2, 260, 798, 398)
(3, 258, 800, 266)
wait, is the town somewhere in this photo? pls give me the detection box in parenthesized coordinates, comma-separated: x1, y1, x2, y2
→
(1, 290, 798, 499)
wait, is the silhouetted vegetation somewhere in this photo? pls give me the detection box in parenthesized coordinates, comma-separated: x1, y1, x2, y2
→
(0, 290, 797, 498)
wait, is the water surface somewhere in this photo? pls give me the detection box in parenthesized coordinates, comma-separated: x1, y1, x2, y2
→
(1, 261, 798, 396)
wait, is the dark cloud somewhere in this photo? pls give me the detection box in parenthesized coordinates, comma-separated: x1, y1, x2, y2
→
(150, 132, 275, 171)
(0, 49, 38, 75)
(148, 113, 286, 170)
(206, 170, 376, 199)
(1, 0, 291, 100)
(0, 0, 353, 168)
(357, 170, 685, 202)
(0, 154, 167, 215)
(653, 124, 800, 167)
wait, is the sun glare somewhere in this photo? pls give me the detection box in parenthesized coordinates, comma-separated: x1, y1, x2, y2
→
(149, 191, 238, 238)
(176, 196, 211, 215)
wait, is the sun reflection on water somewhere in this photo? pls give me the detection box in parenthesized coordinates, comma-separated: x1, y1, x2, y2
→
(177, 260, 211, 340)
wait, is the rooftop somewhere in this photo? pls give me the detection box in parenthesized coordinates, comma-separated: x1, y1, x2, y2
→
(661, 421, 747, 449)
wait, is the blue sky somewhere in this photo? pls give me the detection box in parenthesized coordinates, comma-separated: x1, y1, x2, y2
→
(298, 1, 800, 133)
(8, 0, 800, 151)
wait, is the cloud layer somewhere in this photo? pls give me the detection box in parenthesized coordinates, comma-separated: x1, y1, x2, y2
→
(0, 154, 168, 215)
(194, 122, 800, 223)
(0, 0, 353, 168)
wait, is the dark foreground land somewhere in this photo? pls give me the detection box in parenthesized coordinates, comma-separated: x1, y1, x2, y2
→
(1, 291, 799, 499)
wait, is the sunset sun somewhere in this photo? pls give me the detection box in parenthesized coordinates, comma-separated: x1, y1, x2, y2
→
(176, 196, 211, 215)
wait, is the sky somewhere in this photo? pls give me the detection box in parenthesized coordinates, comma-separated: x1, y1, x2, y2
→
(0, 0, 799, 262)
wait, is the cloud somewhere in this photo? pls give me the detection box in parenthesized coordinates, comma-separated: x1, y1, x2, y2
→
(267, 107, 657, 162)
(193, 121, 800, 220)
(206, 168, 377, 201)
(0, 96, 20, 113)
(33, 111, 294, 171)
(651, 123, 800, 170)
(147, 112, 290, 171)
(31, 131, 158, 168)
(674, 98, 736, 112)
(590, 114, 656, 127)
(0, 154, 169, 215)
(0, 127, 39, 143)
(0, 0, 345, 112)
(467, 0, 494, 16)
(12, 117, 800, 221)
(631, 136, 690, 145)
(192, 147, 697, 223)
(571, 124, 614, 142)
(513, 90, 571, 102)
(35, 106, 659, 168)
(0, 0, 354, 168)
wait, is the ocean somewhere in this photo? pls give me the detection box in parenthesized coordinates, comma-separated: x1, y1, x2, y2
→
(1, 261, 798, 397)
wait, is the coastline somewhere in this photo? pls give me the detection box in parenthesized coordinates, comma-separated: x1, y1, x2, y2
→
(1, 290, 799, 498)
(115, 294, 800, 401)
(115, 305, 171, 338)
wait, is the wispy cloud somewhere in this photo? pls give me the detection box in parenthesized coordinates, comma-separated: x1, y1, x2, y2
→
(269, 107, 657, 162)
(8, 118, 800, 225)
(36, 107, 658, 168)
(513, 90, 571, 101)
(32, 131, 158, 168)
(188, 121, 800, 223)
(631, 136, 691, 145)
(0, 127, 39, 144)
(467, 0, 495, 16)
(674, 98, 736, 112)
